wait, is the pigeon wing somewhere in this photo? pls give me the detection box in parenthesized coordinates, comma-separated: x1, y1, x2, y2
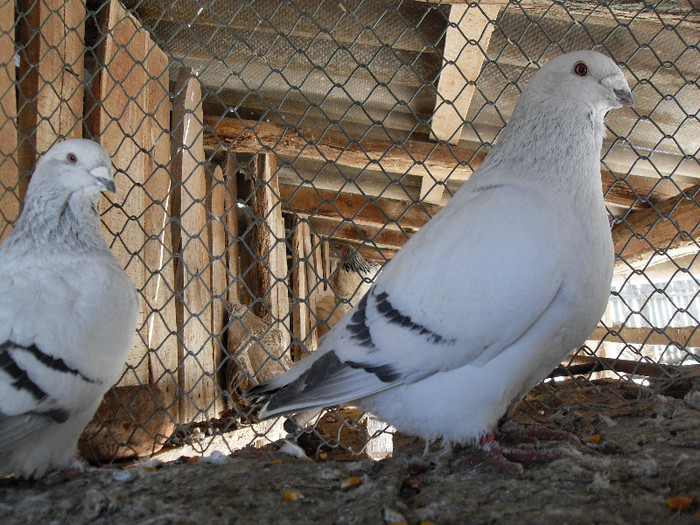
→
(251, 182, 569, 417)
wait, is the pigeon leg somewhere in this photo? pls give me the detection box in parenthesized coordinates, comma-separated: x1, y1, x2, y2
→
(497, 419, 578, 445)
(478, 435, 524, 474)
(477, 420, 576, 472)
(41, 456, 89, 485)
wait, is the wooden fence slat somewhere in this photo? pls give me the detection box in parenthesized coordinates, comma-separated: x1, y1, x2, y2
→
(210, 165, 227, 414)
(172, 68, 216, 422)
(18, 0, 85, 189)
(292, 220, 309, 361)
(88, 0, 149, 386)
(303, 230, 319, 353)
(141, 40, 179, 419)
(224, 153, 240, 306)
(0, 1, 18, 242)
(252, 153, 291, 352)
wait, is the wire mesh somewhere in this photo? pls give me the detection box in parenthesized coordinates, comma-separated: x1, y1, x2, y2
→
(0, 0, 697, 463)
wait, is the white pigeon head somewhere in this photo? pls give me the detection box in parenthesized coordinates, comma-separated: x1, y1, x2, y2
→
(28, 139, 115, 198)
(525, 50, 634, 112)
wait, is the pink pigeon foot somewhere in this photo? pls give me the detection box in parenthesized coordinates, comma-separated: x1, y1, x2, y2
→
(477, 420, 577, 472)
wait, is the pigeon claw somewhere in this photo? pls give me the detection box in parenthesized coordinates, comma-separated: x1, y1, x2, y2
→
(478, 434, 524, 474)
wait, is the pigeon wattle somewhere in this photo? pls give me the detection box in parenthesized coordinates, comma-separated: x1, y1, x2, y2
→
(0, 139, 138, 479)
(246, 50, 634, 468)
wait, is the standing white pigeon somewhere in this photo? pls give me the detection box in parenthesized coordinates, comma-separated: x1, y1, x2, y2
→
(245, 50, 633, 468)
(0, 139, 138, 479)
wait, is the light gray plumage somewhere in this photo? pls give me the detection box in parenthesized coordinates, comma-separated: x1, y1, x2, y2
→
(246, 51, 633, 448)
(0, 139, 138, 479)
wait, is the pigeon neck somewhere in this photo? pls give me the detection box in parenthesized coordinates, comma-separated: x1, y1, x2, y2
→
(16, 190, 107, 250)
(481, 97, 607, 197)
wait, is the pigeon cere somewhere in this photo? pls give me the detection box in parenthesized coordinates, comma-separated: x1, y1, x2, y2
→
(0, 3, 697, 524)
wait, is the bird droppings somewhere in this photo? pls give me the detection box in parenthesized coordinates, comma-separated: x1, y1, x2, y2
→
(0, 392, 698, 524)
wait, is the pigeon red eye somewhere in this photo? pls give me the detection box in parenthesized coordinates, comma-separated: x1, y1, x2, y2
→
(574, 62, 588, 76)
(67, 153, 78, 163)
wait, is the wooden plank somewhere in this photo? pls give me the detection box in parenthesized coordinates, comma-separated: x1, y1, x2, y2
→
(171, 69, 215, 422)
(303, 230, 319, 353)
(425, 4, 500, 203)
(590, 323, 700, 348)
(88, 0, 149, 386)
(18, 0, 85, 188)
(140, 41, 179, 419)
(279, 184, 441, 232)
(224, 153, 241, 305)
(251, 153, 291, 351)
(612, 184, 700, 270)
(204, 116, 477, 183)
(291, 220, 309, 361)
(430, 5, 499, 144)
(205, 117, 650, 211)
(209, 165, 227, 415)
(0, 1, 18, 242)
(306, 215, 412, 252)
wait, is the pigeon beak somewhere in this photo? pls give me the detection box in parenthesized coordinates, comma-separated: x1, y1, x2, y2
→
(90, 166, 116, 193)
(614, 88, 634, 107)
(601, 74, 634, 108)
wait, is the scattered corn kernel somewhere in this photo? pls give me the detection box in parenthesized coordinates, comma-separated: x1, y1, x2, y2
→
(269, 459, 283, 465)
(318, 451, 328, 460)
(666, 496, 692, 510)
(340, 476, 363, 490)
(418, 522, 438, 525)
(581, 434, 601, 444)
(283, 489, 305, 502)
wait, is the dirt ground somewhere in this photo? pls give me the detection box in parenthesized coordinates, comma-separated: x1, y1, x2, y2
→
(1, 383, 699, 525)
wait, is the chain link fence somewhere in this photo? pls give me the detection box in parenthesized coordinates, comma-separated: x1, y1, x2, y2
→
(0, 0, 697, 463)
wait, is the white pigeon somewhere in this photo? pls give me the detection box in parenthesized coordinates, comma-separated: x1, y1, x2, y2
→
(0, 139, 138, 479)
(246, 51, 633, 465)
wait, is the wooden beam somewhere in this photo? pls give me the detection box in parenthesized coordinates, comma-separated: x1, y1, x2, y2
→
(0, 2, 18, 242)
(172, 69, 216, 422)
(612, 184, 700, 270)
(430, 5, 499, 145)
(590, 323, 700, 348)
(305, 215, 412, 251)
(424, 0, 500, 205)
(203, 116, 478, 182)
(279, 183, 441, 233)
(206, 117, 652, 211)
